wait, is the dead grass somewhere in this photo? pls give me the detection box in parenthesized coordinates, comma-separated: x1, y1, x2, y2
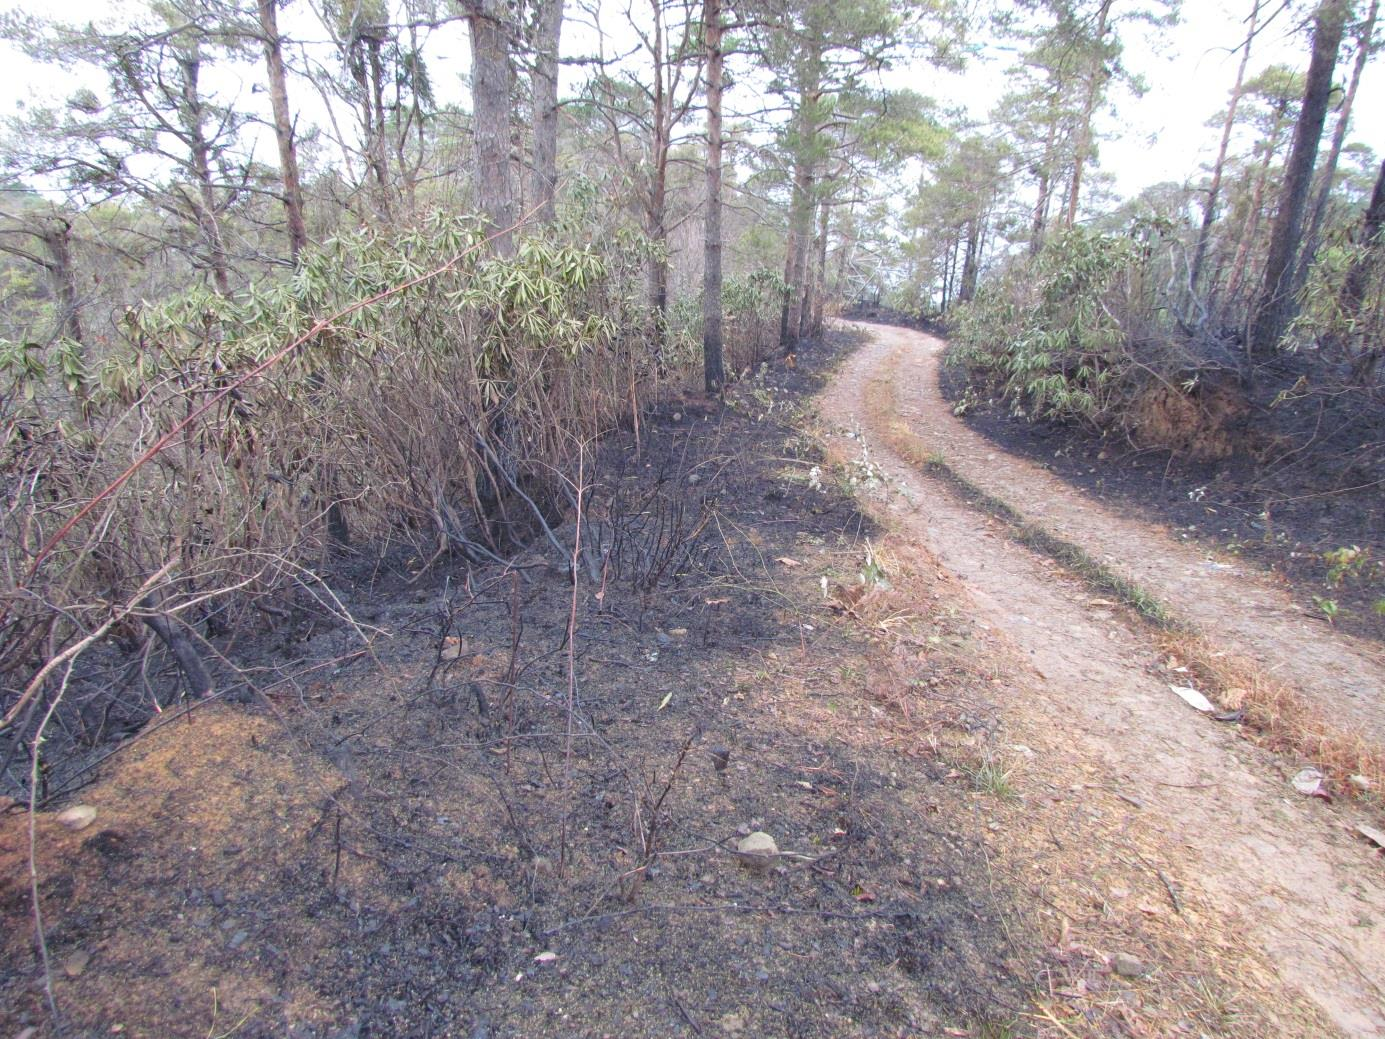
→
(1163, 631, 1385, 800)
(795, 530, 1334, 1038)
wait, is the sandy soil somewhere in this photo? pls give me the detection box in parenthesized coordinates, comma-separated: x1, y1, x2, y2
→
(819, 322, 1385, 1038)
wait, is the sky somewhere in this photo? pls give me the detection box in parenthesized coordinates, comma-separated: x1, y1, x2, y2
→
(0, 0, 1380, 206)
(1077, 1, 1384, 196)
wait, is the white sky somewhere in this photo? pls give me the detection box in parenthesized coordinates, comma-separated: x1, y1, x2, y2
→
(0, 0, 1380, 205)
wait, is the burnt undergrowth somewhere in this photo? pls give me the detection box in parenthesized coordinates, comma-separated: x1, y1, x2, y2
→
(941, 354, 1385, 641)
(1, 329, 1039, 1039)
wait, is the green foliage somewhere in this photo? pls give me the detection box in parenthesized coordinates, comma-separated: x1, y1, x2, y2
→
(1290, 233, 1384, 359)
(1324, 545, 1370, 586)
(948, 228, 1145, 424)
(0, 212, 671, 703)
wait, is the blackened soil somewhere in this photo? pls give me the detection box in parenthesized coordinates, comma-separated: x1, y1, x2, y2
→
(2, 332, 1037, 1039)
(940, 359, 1385, 643)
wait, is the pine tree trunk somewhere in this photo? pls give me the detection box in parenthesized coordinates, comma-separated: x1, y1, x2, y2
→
(41, 219, 83, 346)
(530, 0, 563, 224)
(781, 163, 815, 347)
(1066, 0, 1113, 228)
(466, 0, 517, 255)
(810, 198, 829, 334)
(959, 217, 981, 303)
(702, 0, 724, 394)
(1191, 0, 1260, 301)
(1031, 111, 1058, 256)
(257, 0, 309, 262)
(1296, 0, 1378, 296)
(1249, 0, 1349, 357)
(1223, 113, 1289, 314)
(780, 158, 812, 349)
(178, 52, 231, 295)
(1342, 159, 1385, 382)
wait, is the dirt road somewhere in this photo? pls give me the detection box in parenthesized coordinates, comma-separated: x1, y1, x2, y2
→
(819, 322, 1385, 1037)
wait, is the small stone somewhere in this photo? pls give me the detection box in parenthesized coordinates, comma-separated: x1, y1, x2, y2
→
(210, 888, 226, 908)
(668, 628, 688, 637)
(719, 1013, 745, 1034)
(533, 951, 557, 964)
(754, 969, 769, 982)
(688, 474, 701, 485)
(1291, 767, 1324, 796)
(1113, 952, 1145, 978)
(1349, 774, 1371, 792)
(228, 930, 249, 950)
(736, 831, 779, 869)
(57, 805, 97, 831)
(63, 949, 90, 978)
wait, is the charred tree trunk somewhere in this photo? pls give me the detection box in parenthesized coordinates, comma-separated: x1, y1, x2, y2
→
(1250, 0, 1349, 357)
(141, 602, 213, 701)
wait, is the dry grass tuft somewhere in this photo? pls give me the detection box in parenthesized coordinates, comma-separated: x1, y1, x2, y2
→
(1163, 632, 1385, 800)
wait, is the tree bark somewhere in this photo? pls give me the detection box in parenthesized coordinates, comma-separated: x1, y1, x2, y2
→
(780, 159, 815, 348)
(1065, 0, 1113, 228)
(810, 197, 829, 334)
(1190, 0, 1260, 301)
(1222, 109, 1290, 312)
(177, 50, 231, 295)
(1249, 0, 1349, 357)
(465, 0, 517, 255)
(1296, 0, 1378, 295)
(40, 220, 83, 346)
(1342, 158, 1385, 381)
(530, 0, 564, 224)
(257, 0, 309, 262)
(1030, 106, 1058, 256)
(702, 0, 724, 394)
(779, 42, 822, 350)
(959, 217, 981, 303)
